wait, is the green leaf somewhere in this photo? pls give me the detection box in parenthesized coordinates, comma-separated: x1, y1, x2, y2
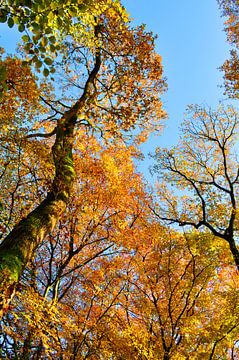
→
(32, 34, 40, 44)
(56, 17, 63, 27)
(35, 60, 42, 69)
(32, 3, 39, 12)
(68, 8, 77, 17)
(44, 57, 53, 65)
(44, 27, 52, 34)
(24, 0, 32, 7)
(7, 17, 14, 28)
(49, 44, 56, 52)
(13, 16, 20, 25)
(22, 35, 30, 42)
(18, 24, 25, 32)
(22, 60, 29, 67)
(49, 35, 56, 44)
(43, 68, 49, 77)
(31, 22, 40, 34)
(39, 45, 46, 53)
(0, 14, 7, 23)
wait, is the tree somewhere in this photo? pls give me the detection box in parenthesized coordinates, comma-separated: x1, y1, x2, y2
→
(2, 190, 239, 358)
(2, 2, 239, 359)
(152, 104, 239, 269)
(107, 230, 239, 359)
(218, 0, 239, 97)
(0, 2, 166, 318)
(0, 0, 127, 73)
(218, 0, 239, 46)
(0, 133, 150, 358)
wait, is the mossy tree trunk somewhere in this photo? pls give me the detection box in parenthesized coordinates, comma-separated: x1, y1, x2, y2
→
(0, 47, 101, 319)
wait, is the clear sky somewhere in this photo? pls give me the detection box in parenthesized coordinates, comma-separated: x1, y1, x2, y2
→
(122, 0, 231, 179)
(0, 1, 231, 180)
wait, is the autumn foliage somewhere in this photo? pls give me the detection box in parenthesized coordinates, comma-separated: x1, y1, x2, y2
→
(219, 0, 239, 97)
(0, 0, 239, 359)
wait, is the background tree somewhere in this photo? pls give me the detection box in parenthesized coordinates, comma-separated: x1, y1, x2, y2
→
(152, 104, 239, 269)
(218, 0, 239, 97)
(110, 230, 239, 359)
(2, 181, 239, 359)
(0, 133, 149, 358)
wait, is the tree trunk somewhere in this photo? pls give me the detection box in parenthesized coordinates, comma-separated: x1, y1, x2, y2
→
(228, 238, 239, 270)
(0, 38, 101, 319)
(0, 114, 77, 319)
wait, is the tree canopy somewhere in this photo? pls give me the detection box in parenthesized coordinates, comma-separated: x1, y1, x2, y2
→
(0, 0, 127, 72)
(218, 0, 239, 96)
(152, 105, 239, 268)
(0, 1, 239, 359)
(0, 0, 166, 320)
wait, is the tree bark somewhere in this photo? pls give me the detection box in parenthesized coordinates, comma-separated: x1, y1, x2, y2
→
(0, 113, 77, 319)
(0, 37, 101, 318)
(228, 238, 239, 270)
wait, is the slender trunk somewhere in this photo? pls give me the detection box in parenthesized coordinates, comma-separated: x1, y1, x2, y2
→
(35, 339, 44, 360)
(21, 330, 33, 360)
(228, 237, 239, 270)
(163, 351, 170, 360)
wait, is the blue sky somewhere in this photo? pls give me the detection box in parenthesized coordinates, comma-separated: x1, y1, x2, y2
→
(122, 0, 231, 179)
(0, 1, 231, 180)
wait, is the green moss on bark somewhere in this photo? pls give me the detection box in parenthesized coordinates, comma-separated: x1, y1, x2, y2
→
(0, 249, 23, 282)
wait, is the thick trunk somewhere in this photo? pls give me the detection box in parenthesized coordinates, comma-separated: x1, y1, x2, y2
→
(0, 115, 76, 319)
(0, 38, 101, 319)
(0, 193, 68, 317)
